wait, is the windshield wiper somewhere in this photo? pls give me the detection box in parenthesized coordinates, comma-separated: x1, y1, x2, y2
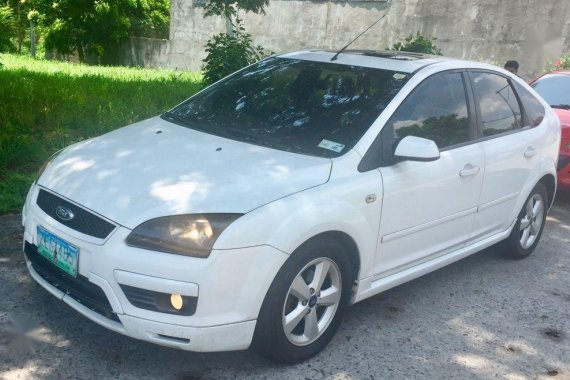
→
(550, 104, 570, 110)
(161, 110, 187, 124)
(221, 127, 294, 151)
(162, 111, 207, 131)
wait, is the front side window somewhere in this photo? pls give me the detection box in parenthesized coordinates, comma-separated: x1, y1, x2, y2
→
(165, 57, 411, 158)
(389, 72, 471, 149)
(471, 72, 522, 137)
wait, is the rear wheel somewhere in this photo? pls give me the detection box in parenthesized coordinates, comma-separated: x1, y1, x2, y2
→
(254, 238, 353, 363)
(505, 183, 548, 259)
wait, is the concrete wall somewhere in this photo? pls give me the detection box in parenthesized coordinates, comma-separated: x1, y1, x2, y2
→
(131, 0, 570, 78)
(122, 37, 170, 68)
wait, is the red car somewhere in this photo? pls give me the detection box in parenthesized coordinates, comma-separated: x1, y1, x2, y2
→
(531, 70, 570, 190)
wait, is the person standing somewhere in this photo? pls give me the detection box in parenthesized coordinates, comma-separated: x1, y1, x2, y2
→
(504, 60, 519, 75)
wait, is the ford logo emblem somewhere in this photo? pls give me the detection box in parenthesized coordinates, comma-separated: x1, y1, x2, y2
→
(55, 206, 74, 221)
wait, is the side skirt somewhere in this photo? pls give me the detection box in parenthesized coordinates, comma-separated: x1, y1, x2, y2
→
(351, 219, 516, 304)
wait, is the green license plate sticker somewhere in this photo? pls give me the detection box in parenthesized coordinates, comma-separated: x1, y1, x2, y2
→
(37, 225, 79, 277)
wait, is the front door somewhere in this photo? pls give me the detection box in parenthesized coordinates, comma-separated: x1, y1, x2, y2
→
(372, 71, 484, 276)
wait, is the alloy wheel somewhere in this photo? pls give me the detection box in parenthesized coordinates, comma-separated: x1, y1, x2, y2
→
(282, 257, 342, 346)
(519, 193, 545, 249)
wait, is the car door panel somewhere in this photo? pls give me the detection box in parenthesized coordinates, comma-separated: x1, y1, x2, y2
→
(375, 144, 484, 275)
(368, 71, 485, 276)
(470, 133, 532, 240)
(468, 71, 535, 241)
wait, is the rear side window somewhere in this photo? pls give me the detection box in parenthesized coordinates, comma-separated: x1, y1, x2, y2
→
(389, 72, 470, 149)
(513, 82, 545, 127)
(471, 72, 522, 137)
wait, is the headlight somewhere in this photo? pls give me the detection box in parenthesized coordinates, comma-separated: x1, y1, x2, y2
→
(36, 149, 64, 181)
(126, 214, 243, 258)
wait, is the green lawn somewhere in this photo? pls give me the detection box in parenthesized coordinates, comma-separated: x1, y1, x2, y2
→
(0, 54, 204, 214)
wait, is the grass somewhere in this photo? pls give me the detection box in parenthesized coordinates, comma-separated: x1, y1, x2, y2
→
(0, 53, 204, 214)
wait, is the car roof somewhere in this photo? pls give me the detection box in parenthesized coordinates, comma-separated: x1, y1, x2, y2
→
(531, 70, 570, 84)
(278, 49, 461, 73)
(543, 70, 570, 76)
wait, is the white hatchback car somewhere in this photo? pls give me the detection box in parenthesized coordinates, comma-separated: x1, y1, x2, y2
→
(23, 50, 560, 363)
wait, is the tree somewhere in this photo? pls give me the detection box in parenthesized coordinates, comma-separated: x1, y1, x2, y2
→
(32, 0, 170, 64)
(0, 4, 16, 52)
(1, 0, 37, 53)
(201, 0, 271, 85)
(390, 32, 443, 56)
(204, 0, 268, 19)
(128, 0, 170, 39)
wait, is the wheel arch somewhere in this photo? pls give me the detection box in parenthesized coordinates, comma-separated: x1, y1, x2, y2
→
(252, 229, 360, 363)
(300, 231, 361, 285)
(538, 173, 556, 209)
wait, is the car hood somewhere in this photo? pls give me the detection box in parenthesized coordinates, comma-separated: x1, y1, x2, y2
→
(38, 117, 332, 229)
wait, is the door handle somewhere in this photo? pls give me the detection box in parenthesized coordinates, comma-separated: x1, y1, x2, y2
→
(524, 146, 536, 158)
(459, 164, 480, 177)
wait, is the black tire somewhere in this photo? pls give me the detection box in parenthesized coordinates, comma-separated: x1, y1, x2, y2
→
(504, 183, 548, 259)
(253, 237, 354, 364)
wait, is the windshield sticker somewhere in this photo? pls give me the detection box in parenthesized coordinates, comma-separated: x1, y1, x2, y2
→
(318, 139, 345, 153)
(393, 73, 407, 80)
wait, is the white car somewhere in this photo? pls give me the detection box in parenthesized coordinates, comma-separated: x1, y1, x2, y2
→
(22, 50, 560, 363)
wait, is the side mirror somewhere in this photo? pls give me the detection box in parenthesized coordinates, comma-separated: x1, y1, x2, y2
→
(394, 136, 440, 162)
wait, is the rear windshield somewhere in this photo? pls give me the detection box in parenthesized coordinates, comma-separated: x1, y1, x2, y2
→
(531, 74, 570, 108)
(164, 57, 411, 157)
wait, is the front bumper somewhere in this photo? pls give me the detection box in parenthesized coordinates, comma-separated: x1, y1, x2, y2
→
(22, 185, 288, 352)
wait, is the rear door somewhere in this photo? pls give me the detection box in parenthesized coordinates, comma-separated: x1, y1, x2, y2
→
(468, 72, 538, 241)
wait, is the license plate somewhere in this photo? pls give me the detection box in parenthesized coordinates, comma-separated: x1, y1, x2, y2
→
(37, 226, 79, 277)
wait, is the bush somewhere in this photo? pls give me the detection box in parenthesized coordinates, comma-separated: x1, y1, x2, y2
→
(0, 172, 35, 214)
(543, 50, 570, 73)
(390, 32, 443, 56)
(202, 19, 270, 85)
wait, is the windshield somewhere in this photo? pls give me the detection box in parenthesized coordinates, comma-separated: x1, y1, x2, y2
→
(164, 57, 411, 157)
(531, 74, 570, 108)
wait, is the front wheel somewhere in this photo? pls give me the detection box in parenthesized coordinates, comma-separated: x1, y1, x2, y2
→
(504, 183, 548, 259)
(253, 238, 353, 363)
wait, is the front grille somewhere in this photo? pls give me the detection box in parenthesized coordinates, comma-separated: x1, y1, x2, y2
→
(25, 242, 120, 323)
(120, 284, 198, 316)
(36, 189, 116, 239)
(558, 155, 570, 172)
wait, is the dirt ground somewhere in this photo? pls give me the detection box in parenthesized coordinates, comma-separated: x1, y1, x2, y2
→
(1, 193, 569, 379)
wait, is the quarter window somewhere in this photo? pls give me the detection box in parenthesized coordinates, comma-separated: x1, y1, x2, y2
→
(389, 72, 471, 149)
(471, 72, 522, 136)
(513, 81, 545, 127)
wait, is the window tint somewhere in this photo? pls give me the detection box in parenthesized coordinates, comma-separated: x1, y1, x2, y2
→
(166, 57, 411, 158)
(513, 81, 545, 127)
(531, 74, 570, 108)
(390, 72, 470, 149)
(471, 72, 522, 137)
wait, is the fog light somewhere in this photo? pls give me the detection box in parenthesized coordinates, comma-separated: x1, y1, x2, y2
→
(170, 294, 183, 310)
